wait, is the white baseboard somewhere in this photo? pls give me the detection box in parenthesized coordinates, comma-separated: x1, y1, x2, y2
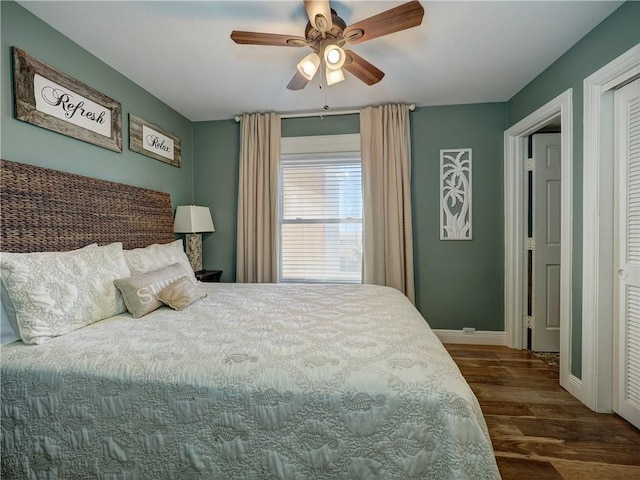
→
(434, 329, 507, 346)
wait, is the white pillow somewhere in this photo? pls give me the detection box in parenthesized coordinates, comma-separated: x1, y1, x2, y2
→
(0, 242, 130, 344)
(123, 240, 196, 282)
(1, 243, 98, 345)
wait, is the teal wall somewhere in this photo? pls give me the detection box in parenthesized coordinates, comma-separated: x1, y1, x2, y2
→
(194, 104, 506, 332)
(281, 114, 360, 137)
(193, 119, 240, 282)
(507, 1, 640, 377)
(412, 104, 505, 330)
(1, 1, 193, 207)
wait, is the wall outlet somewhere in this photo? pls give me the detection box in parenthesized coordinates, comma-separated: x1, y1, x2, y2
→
(462, 327, 476, 335)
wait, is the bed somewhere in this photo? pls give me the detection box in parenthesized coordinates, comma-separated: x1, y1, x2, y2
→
(0, 159, 501, 479)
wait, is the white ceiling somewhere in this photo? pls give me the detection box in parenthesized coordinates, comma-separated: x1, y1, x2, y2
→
(18, 1, 623, 122)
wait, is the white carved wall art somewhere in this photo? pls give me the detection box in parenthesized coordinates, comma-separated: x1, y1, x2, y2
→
(440, 148, 472, 240)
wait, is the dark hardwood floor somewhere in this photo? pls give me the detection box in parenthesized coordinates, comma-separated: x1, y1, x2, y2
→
(445, 344, 640, 480)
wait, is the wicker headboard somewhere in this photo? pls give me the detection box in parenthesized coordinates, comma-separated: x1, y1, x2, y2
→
(0, 159, 175, 253)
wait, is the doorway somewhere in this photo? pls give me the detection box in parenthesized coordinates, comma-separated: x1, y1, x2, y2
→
(581, 44, 640, 414)
(612, 77, 640, 428)
(527, 129, 561, 353)
(504, 89, 576, 398)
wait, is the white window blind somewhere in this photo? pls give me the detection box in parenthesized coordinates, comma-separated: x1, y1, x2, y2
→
(279, 152, 362, 283)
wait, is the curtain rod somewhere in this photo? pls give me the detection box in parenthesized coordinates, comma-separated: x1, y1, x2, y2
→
(234, 104, 415, 122)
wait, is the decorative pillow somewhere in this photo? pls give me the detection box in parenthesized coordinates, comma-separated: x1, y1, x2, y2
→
(123, 240, 196, 282)
(114, 263, 192, 318)
(157, 276, 207, 311)
(0, 242, 130, 344)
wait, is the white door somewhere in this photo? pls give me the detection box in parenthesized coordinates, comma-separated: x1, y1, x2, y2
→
(531, 133, 561, 352)
(614, 78, 640, 429)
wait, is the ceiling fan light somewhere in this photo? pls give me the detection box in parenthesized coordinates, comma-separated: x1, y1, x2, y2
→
(297, 52, 320, 80)
(327, 48, 340, 64)
(326, 66, 345, 86)
(324, 44, 345, 70)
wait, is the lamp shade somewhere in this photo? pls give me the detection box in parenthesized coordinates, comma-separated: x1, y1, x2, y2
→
(296, 52, 321, 81)
(326, 66, 345, 85)
(174, 205, 215, 233)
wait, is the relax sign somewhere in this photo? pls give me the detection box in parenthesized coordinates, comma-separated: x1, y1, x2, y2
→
(129, 113, 182, 167)
(142, 124, 174, 161)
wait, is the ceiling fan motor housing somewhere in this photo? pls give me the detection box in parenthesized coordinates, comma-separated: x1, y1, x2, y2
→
(304, 9, 353, 55)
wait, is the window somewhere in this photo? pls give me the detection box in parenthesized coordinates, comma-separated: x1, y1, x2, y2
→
(279, 135, 362, 283)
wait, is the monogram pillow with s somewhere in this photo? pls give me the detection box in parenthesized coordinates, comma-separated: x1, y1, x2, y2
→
(114, 263, 193, 318)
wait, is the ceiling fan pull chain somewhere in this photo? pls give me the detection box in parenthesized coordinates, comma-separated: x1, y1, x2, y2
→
(317, 67, 330, 114)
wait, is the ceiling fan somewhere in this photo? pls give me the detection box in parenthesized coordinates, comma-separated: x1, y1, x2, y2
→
(230, 1, 424, 90)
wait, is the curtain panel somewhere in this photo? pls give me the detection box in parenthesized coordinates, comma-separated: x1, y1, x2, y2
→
(360, 104, 415, 302)
(236, 112, 281, 283)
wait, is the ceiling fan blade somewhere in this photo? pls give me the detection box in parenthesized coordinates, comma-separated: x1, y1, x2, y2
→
(343, 50, 385, 86)
(343, 1, 424, 45)
(287, 70, 310, 90)
(231, 31, 307, 47)
(304, 0, 333, 34)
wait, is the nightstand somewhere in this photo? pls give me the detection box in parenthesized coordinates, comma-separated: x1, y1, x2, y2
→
(194, 270, 222, 282)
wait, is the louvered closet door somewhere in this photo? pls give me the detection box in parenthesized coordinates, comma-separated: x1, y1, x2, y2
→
(615, 77, 640, 429)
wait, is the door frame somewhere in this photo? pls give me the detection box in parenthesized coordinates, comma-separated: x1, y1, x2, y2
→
(582, 44, 640, 412)
(504, 89, 575, 397)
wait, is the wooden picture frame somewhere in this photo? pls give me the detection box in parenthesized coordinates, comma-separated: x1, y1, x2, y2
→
(12, 47, 122, 153)
(129, 113, 181, 167)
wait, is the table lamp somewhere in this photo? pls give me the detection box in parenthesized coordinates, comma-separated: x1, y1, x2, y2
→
(173, 205, 214, 272)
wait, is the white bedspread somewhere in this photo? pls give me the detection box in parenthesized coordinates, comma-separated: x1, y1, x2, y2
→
(1, 283, 500, 479)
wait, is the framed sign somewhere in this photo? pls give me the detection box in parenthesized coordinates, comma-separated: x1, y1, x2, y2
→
(12, 47, 122, 152)
(440, 148, 472, 240)
(129, 114, 181, 167)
